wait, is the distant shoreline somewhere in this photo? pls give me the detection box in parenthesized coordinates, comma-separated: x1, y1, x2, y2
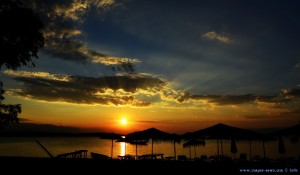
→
(2, 122, 286, 136)
(0, 126, 285, 137)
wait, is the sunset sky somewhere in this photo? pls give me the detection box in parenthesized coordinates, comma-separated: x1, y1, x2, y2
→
(1, 0, 300, 134)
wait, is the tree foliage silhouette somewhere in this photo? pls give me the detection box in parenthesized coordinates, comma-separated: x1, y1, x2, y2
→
(0, 82, 21, 130)
(0, 0, 44, 70)
(0, 0, 45, 129)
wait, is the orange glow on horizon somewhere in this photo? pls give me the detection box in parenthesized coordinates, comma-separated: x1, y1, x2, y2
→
(4, 94, 299, 135)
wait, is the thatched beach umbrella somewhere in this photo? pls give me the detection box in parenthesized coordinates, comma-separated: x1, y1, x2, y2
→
(188, 123, 276, 160)
(183, 139, 205, 159)
(190, 123, 259, 156)
(126, 128, 180, 159)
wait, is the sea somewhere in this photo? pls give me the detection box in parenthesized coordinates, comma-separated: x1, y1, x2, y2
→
(0, 136, 299, 160)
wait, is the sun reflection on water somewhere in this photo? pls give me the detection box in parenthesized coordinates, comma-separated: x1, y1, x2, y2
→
(120, 136, 127, 156)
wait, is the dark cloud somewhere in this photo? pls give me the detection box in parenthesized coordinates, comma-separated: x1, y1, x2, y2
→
(256, 95, 277, 103)
(254, 88, 300, 105)
(24, 0, 138, 72)
(44, 39, 93, 64)
(177, 92, 293, 107)
(12, 74, 166, 106)
(281, 88, 300, 99)
(178, 93, 257, 105)
(240, 115, 269, 120)
(193, 94, 257, 105)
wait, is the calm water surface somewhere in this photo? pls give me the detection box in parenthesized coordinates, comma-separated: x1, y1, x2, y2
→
(0, 137, 299, 160)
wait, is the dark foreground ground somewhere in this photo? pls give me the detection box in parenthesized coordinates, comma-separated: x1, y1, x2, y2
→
(0, 157, 299, 175)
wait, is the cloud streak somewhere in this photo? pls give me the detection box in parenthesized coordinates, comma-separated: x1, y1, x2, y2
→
(96, 0, 116, 8)
(4, 70, 69, 82)
(177, 93, 258, 105)
(202, 31, 233, 44)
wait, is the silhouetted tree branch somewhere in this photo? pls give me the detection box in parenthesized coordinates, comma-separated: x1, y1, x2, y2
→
(0, 0, 44, 70)
(0, 82, 21, 130)
(0, 103, 21, 130)
(0, 0, 45, 130)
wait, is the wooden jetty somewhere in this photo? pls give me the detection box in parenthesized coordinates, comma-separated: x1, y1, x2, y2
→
(55, 150, 88, 159)
(36, 140, 88, 159)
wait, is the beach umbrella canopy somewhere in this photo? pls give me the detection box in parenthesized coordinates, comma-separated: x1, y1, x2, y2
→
(181, 131, 205, 141)
(126, 127, 176, 140)
(183, 139, 206, 148)
(191, 123, 259, 140)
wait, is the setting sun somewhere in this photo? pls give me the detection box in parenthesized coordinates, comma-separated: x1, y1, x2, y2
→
(120, 118, 127, 125)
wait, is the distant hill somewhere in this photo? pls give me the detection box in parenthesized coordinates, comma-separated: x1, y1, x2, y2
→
(1, 122, 81, 133)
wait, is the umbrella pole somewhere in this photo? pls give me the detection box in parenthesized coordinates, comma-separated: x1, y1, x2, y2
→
(189, 147, 192, 160)
(249, 140, 252, 161)
(151, 139, 154, 159)
(221, 139, 223, 156)
(278, 136, 285, 159)
(136, 143, 138, 160)
(262, 140, 266, 159)
(194, 145, 196, 159)
(173, 140, 176, 160)
(135, 144, 137, 159)
(217, 139, 219, 156)
(111, 139, 114, 158)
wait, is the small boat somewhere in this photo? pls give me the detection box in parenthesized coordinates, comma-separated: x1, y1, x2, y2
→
(138, 153, 165, 160)
(128, 140, 148, 145)
(117, 154, 135, 160)
(115, 138, 148, 145)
